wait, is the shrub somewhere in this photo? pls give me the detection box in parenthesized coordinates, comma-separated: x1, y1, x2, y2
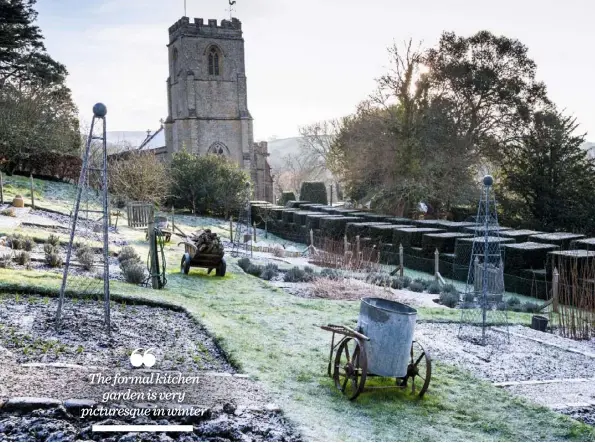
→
(409, 281, 424, 293)
(1, 208, 16, 217)
(122, 261, 146, 284)
(413, 278, 433, 290)
(367, 272, 391, 286)
(278, 191, 296, 206)
(522, 302, 541, 313)
(439, 292, 459, 308)
(118, 246, 140, 263)
(427, 281, 442, 294)
(45, 251, 63, 268)
(246, 264, 264, 277)
(47, 234, 60, 247)
(237, 257, 251, 271)
(272, 246, 284, 257)
(23, 237, 34, 251)
(260, 267, 277, 281)
(304, 266, 314, 274)
(506, 296, 521, 307)
(43, 243, 57, 255)
(320, 268, 340, 280)
(442, 283, 457, 294)
(7, 233, 25, 250)
(76, 246, 94, 271)
(390, 277, 404, 289)
(402, 275, 412, 288)
(496, 301, 507, 311)
(463, 292, 475, 303)
(0, 253, 12, 268)
(284, 266, 314, 283)
(299, 182, 328, 205)
(15, 251, 30, 266)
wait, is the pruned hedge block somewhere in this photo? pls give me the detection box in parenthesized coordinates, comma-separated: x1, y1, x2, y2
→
(454, 236, 515, 266)
(293, 211, 319, 227)
(319, 216, 363, 239)
(547, 249, 595, 277)
(348, 212, 371, 218)
(500, 229, 543, 243)
(502, 242, 559, 276)
(346, 222, 391, 239)
(422, 232, 473, 256)
(392, 227, 445, 249)
(270, 207, 285, 221)
(305, 214, 342, 231)
(530, 232, 586, 249)
(379, 243, 398, 265)
(361, 213, 392, 223)
(278, 192, 296, 206)
(384, 217, 414, 225)
(432, 221, 478, 232)
(299, 182, 328, 205)
(572, 237, 595, 251)
(282, 209, 300, 223)
(369, 224, 412, 245)
(285, 200, 311, 209)
(412, 219, 446, 229)
(462, 226, 512, 235)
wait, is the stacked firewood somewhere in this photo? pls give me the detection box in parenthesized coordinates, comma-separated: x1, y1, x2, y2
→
(189, 229, 224, 255)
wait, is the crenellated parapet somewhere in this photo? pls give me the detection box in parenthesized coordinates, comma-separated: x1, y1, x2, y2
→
(168, 16, 242, 43)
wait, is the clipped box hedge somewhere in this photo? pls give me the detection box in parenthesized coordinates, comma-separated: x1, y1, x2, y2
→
(384, 217, 414, 225)
(319, 216, 363, 239)
(345, 222, 391, 239)
(359, 213, 392, 223)
(305, 214, 343, 231)
(500, 229, 543, 243)
(285, 200, 311, 209)
(281, 209, 301, 223)
(293, 210, 319, 227)
(502, 242, 559, 276)
(547, 249, 595, 277)
(278, 192, 296, 206)
(462, 226, 512, 235)
(529, 232, 586, 249)
(422, 232, 473, 256)
(379, 243, 399, 265)
(432, 221, 478, 233)
(369, 224, 412, 244)
(412, 219, 446, 229)
(392, 227, 445, 248)
(572, 237, 595, 251)
(299, 181, 328, 205)
(454, 236, 515, 267)
(270, 207, 285, 221)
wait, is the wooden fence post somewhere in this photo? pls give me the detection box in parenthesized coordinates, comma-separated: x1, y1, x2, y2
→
(171, 205, 175, 233)
(253, 222, 256, 242)
(356, 235, 360, 256)
(310, 229, 314, 246)
(435, 248, 440, 281)
(229, 217, 233, 241)
(29, 173, 35, 209)
(399, 244, 404, 277)
(148, 220, 159, 289)
(0, 171, 3, 205)
(552, 267, 559, 314)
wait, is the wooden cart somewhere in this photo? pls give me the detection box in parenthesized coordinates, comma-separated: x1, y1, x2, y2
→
(178, 242, 226, 277)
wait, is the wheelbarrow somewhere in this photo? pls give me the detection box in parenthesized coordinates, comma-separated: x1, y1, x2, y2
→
(178, 242, 226, 277)
(320, 297, 431, 400)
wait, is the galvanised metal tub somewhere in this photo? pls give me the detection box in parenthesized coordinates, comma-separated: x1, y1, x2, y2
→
(356, 297, 417, 377)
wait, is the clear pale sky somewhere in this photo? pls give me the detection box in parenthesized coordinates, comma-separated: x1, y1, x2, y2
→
(36, 0, 594, 141)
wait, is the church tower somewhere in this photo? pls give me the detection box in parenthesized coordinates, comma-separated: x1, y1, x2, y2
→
(164, 16, 254, 172)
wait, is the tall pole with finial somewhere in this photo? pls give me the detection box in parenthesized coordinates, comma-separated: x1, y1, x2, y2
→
(228, 0, 237, 19)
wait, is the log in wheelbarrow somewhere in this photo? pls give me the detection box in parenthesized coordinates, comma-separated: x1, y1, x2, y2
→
(320, 297, 431, 400)
(178, 242, 226, 277)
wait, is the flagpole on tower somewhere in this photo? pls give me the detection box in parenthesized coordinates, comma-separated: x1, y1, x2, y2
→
(184, 0, 187, 16)
(227, 0, 237, 20)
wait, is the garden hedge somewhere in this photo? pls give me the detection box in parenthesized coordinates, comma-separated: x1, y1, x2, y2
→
(421, 232, 473, 256)
(319, 216, 363, 239)
(305, 214, 342, 231)
(282, 209, 300, 223)
(529, 232, 586, 249)
(299, 182, 328, 205)
(572, 237, 595, 251)
(432, 221, 478, 232)
(345, 222, 391, 239)
(454, 236, 515, 267)
(502, 242, 559, 276)
(500, 229, 543, 243)
(462, 226, 512, 236)
(285, 200, 311, 209)
(278, 192, 296, 206)
(369, 224, 411, 245)
(293, 211, 319, 226)
(392, 228, 445, 249)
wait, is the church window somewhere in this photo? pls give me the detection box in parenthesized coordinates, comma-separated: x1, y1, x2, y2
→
(208, 142, 229, 156)
(208, 46, 221, 76)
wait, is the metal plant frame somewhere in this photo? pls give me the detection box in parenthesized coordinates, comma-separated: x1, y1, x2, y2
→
(231, 182, 252, 257)
(458, 175, 510, 346)
(56, 103, 111, 332)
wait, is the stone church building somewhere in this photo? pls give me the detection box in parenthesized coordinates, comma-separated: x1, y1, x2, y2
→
(164, 16, 274, 202)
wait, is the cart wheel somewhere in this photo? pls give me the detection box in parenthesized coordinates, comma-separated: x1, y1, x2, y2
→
(180, 253, 190, 275)
(333, 337, 367, 400)
(216, 258, 226, 277)
(406, 340, 431, 397)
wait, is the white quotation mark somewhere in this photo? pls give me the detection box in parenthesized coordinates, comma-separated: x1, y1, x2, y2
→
(130, 348, 156, 368)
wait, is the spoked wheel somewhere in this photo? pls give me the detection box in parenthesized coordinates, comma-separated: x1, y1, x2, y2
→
(180, 254, 190, 275)
(405, 340, 431, 397)
(333, 337, 367, 401)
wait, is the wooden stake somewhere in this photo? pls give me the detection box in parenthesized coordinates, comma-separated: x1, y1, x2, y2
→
(229, 217, 233, 241)
(148, 220, 159, 289)
(435, 248, 440, 281)
(0, 171, 3, 205)
(553, 267, 559, 314)
(399, 243, 404, 277)
(171, 205, 176, 234)
(253, 222, 256, 242)
(29, 173, 35, 209)
(310, 229, 314, 246)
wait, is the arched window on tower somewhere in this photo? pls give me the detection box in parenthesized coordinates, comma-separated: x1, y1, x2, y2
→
(208, 142, 229, 156)
(208, 46, 221, 76)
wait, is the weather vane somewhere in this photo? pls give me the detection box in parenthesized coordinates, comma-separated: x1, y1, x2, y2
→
(227, 0, 236, 20)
